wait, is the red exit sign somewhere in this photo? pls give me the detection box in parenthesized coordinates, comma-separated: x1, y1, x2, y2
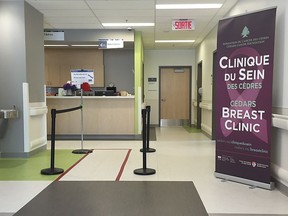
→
(172, 19, 195, 30)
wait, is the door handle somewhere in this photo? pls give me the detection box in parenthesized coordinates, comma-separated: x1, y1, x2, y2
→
(161, 99, 166, 102)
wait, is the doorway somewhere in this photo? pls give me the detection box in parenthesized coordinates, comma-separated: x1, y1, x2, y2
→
(196, 62, 202, 129)
(212, 51, 217, 140)
(159, 66, 191, 126)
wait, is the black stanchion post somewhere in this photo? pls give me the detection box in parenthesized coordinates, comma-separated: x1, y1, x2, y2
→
(41, 109, 64, 175)
(72, 89, 93, 154)
(134, 108, 156, 175)
(140, 105, 156, 153)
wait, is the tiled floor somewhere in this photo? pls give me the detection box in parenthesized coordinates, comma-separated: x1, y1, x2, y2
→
(1, 127, 288, 215)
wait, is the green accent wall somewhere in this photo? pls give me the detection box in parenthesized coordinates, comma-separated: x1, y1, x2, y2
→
(134, 31, 144, 134)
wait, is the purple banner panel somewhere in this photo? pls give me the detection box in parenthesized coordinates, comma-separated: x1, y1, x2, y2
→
(215, 8, 276, 186)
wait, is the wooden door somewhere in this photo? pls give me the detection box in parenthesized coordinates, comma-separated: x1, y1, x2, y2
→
(160, 67, 190, 126)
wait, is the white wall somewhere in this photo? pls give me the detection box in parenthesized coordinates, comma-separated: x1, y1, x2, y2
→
(196, 0, 288, 187)
(195, 27, 217, 135)
(143, 49, 195, 125)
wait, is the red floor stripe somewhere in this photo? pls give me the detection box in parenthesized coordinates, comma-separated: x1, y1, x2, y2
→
(55, 151, 92, 181)
(115, 149, 132, 181)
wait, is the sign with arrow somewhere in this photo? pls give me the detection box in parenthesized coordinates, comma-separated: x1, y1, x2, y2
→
(98, 39, 124, 49)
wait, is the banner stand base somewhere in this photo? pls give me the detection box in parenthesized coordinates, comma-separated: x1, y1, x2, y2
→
(214, 172, 275, 190)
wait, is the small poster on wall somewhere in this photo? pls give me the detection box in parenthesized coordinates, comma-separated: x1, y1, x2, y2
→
(71, 69, 94, 85)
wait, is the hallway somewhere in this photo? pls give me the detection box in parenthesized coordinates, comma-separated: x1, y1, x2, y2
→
(0, 127, 287, 215)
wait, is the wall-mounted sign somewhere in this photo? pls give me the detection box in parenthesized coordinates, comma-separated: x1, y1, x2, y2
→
(98, 39, 124, 49)
(148, 77, 157, 92)
(148, 77, 157, 82)
(71, 69, 94, 85)
(44, 31, 64, 41)
(172, 19, 195, 30)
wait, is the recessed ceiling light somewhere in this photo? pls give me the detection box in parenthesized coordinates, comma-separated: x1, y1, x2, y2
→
(155, 40, 195, 43)
(102, 23, 154, 27)
(156, 4, 222, 9)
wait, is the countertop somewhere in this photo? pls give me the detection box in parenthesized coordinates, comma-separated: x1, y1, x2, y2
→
(46, 95, 135, 99)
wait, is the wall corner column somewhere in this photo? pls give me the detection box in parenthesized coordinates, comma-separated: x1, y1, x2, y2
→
(134, 31, 144, 134)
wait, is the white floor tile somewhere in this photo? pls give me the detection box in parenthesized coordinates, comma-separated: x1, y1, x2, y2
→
(0, 181, 51, 213)
(1, 127, 288, 215)
(60, 149, 131, 181)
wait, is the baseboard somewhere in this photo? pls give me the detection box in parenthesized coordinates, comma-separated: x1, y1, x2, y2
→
(0, 145, 46, 158)
(202, 130, 212, 139)
(274, 178, 288, 197)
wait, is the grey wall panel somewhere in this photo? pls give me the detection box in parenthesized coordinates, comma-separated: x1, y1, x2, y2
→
(0, 1, 26, 153)
(104, 49, 134, 94)
(25, 1, 45, 103)
(0, 1, 44, 155)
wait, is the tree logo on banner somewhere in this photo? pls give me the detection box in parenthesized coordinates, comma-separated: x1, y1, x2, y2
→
(241, 26, 250, 38)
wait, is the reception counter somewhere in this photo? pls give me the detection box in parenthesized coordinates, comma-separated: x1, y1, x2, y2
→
(46, 96, 135, 136)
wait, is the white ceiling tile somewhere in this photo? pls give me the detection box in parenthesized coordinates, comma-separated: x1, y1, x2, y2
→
(40, 10, 95, 17)
(99, 17, 155, 23)
(86, 1, 155, 10)
(49, 23, 104, 29)
(45, 17, 101, 24)
(26, 0, 237, 48)
(93, 9, 154, 17)
(27, 1, 89, 10)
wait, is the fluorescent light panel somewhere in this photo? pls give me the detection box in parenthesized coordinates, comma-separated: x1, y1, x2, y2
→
(71, 45, 99, 47)
(44, 44, 99, 47)
(102, 23, 154, 27)
(44, 44, 68, 47)
(156, 4, 222, 9)
(155, 40, 195, 43)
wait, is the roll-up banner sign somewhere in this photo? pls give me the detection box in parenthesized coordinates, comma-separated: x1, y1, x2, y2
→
(215, 8, 277, 190)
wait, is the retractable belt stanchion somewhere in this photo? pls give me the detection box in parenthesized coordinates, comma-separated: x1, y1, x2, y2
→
(140, 105, 156, 153)
(41, 109, 64, 175)
(41, 92, 92, 175)
(134, 108, 156, 175)
(73, 89, 93, 154)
